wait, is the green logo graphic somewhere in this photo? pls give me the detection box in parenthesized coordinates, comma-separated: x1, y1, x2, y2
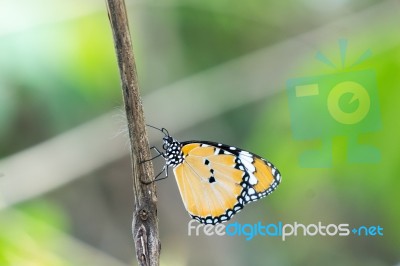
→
(287, 40, 381, 167)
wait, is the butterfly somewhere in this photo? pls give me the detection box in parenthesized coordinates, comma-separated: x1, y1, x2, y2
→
(147, 126, 281, 225)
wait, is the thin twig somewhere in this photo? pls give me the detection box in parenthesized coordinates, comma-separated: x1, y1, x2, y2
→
(105, 1, 160, 265)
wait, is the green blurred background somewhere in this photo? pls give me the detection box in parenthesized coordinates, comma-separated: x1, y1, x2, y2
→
(0, 0, 399, 265)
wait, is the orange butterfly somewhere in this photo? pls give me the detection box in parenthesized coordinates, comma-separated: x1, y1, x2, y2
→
(148, 126, 281, 225)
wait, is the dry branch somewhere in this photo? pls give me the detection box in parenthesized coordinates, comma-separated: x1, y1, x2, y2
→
(105, 1, 160, 265)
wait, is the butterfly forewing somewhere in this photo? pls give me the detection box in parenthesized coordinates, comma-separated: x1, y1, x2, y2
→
(171, 141, 281, 224)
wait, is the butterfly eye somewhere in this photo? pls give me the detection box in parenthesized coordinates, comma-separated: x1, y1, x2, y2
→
(163, 143, 168, 150)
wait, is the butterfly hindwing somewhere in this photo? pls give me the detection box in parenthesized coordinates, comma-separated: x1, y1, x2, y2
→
(172, 141, 281, 224)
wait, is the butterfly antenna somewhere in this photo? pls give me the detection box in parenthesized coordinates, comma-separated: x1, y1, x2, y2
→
(146, 124, 169, 137)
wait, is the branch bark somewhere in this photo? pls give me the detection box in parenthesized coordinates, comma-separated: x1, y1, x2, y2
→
(105, 1, 160, 266)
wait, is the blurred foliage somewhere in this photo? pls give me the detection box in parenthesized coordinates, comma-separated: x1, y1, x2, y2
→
(0, 0, 399, 265)
(0, 14, 120, 156)
(0, 202, 69, 266)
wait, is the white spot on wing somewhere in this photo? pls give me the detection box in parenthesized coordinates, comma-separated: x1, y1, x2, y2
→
(248, 173, 258, 185)
(239, 153, 253, 161)
(247, 188, 256, 195)
(239, 154, 255, 173)
(240, 150, 252, 156)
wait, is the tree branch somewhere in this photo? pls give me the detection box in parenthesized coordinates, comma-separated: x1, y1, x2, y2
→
(105, 1, 160, 265)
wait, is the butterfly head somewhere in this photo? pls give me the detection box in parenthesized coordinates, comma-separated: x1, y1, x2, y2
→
(159, 128, 184, 167)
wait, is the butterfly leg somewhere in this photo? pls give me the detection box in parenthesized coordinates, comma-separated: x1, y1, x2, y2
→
(140, 146, 169, 184)
(152, 165, 169, 182)
(140, 146, 165, 164)
(141, 165, 169, 185)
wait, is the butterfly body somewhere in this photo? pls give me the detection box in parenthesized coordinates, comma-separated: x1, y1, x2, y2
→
(158, 131, 281, 225)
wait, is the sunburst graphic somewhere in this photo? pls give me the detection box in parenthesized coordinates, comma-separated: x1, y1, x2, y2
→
(315, 39, 373, 69)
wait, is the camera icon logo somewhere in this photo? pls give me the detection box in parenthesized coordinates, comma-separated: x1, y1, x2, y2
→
(287, 41, 381, 167)
(328, 81, 370, 125)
